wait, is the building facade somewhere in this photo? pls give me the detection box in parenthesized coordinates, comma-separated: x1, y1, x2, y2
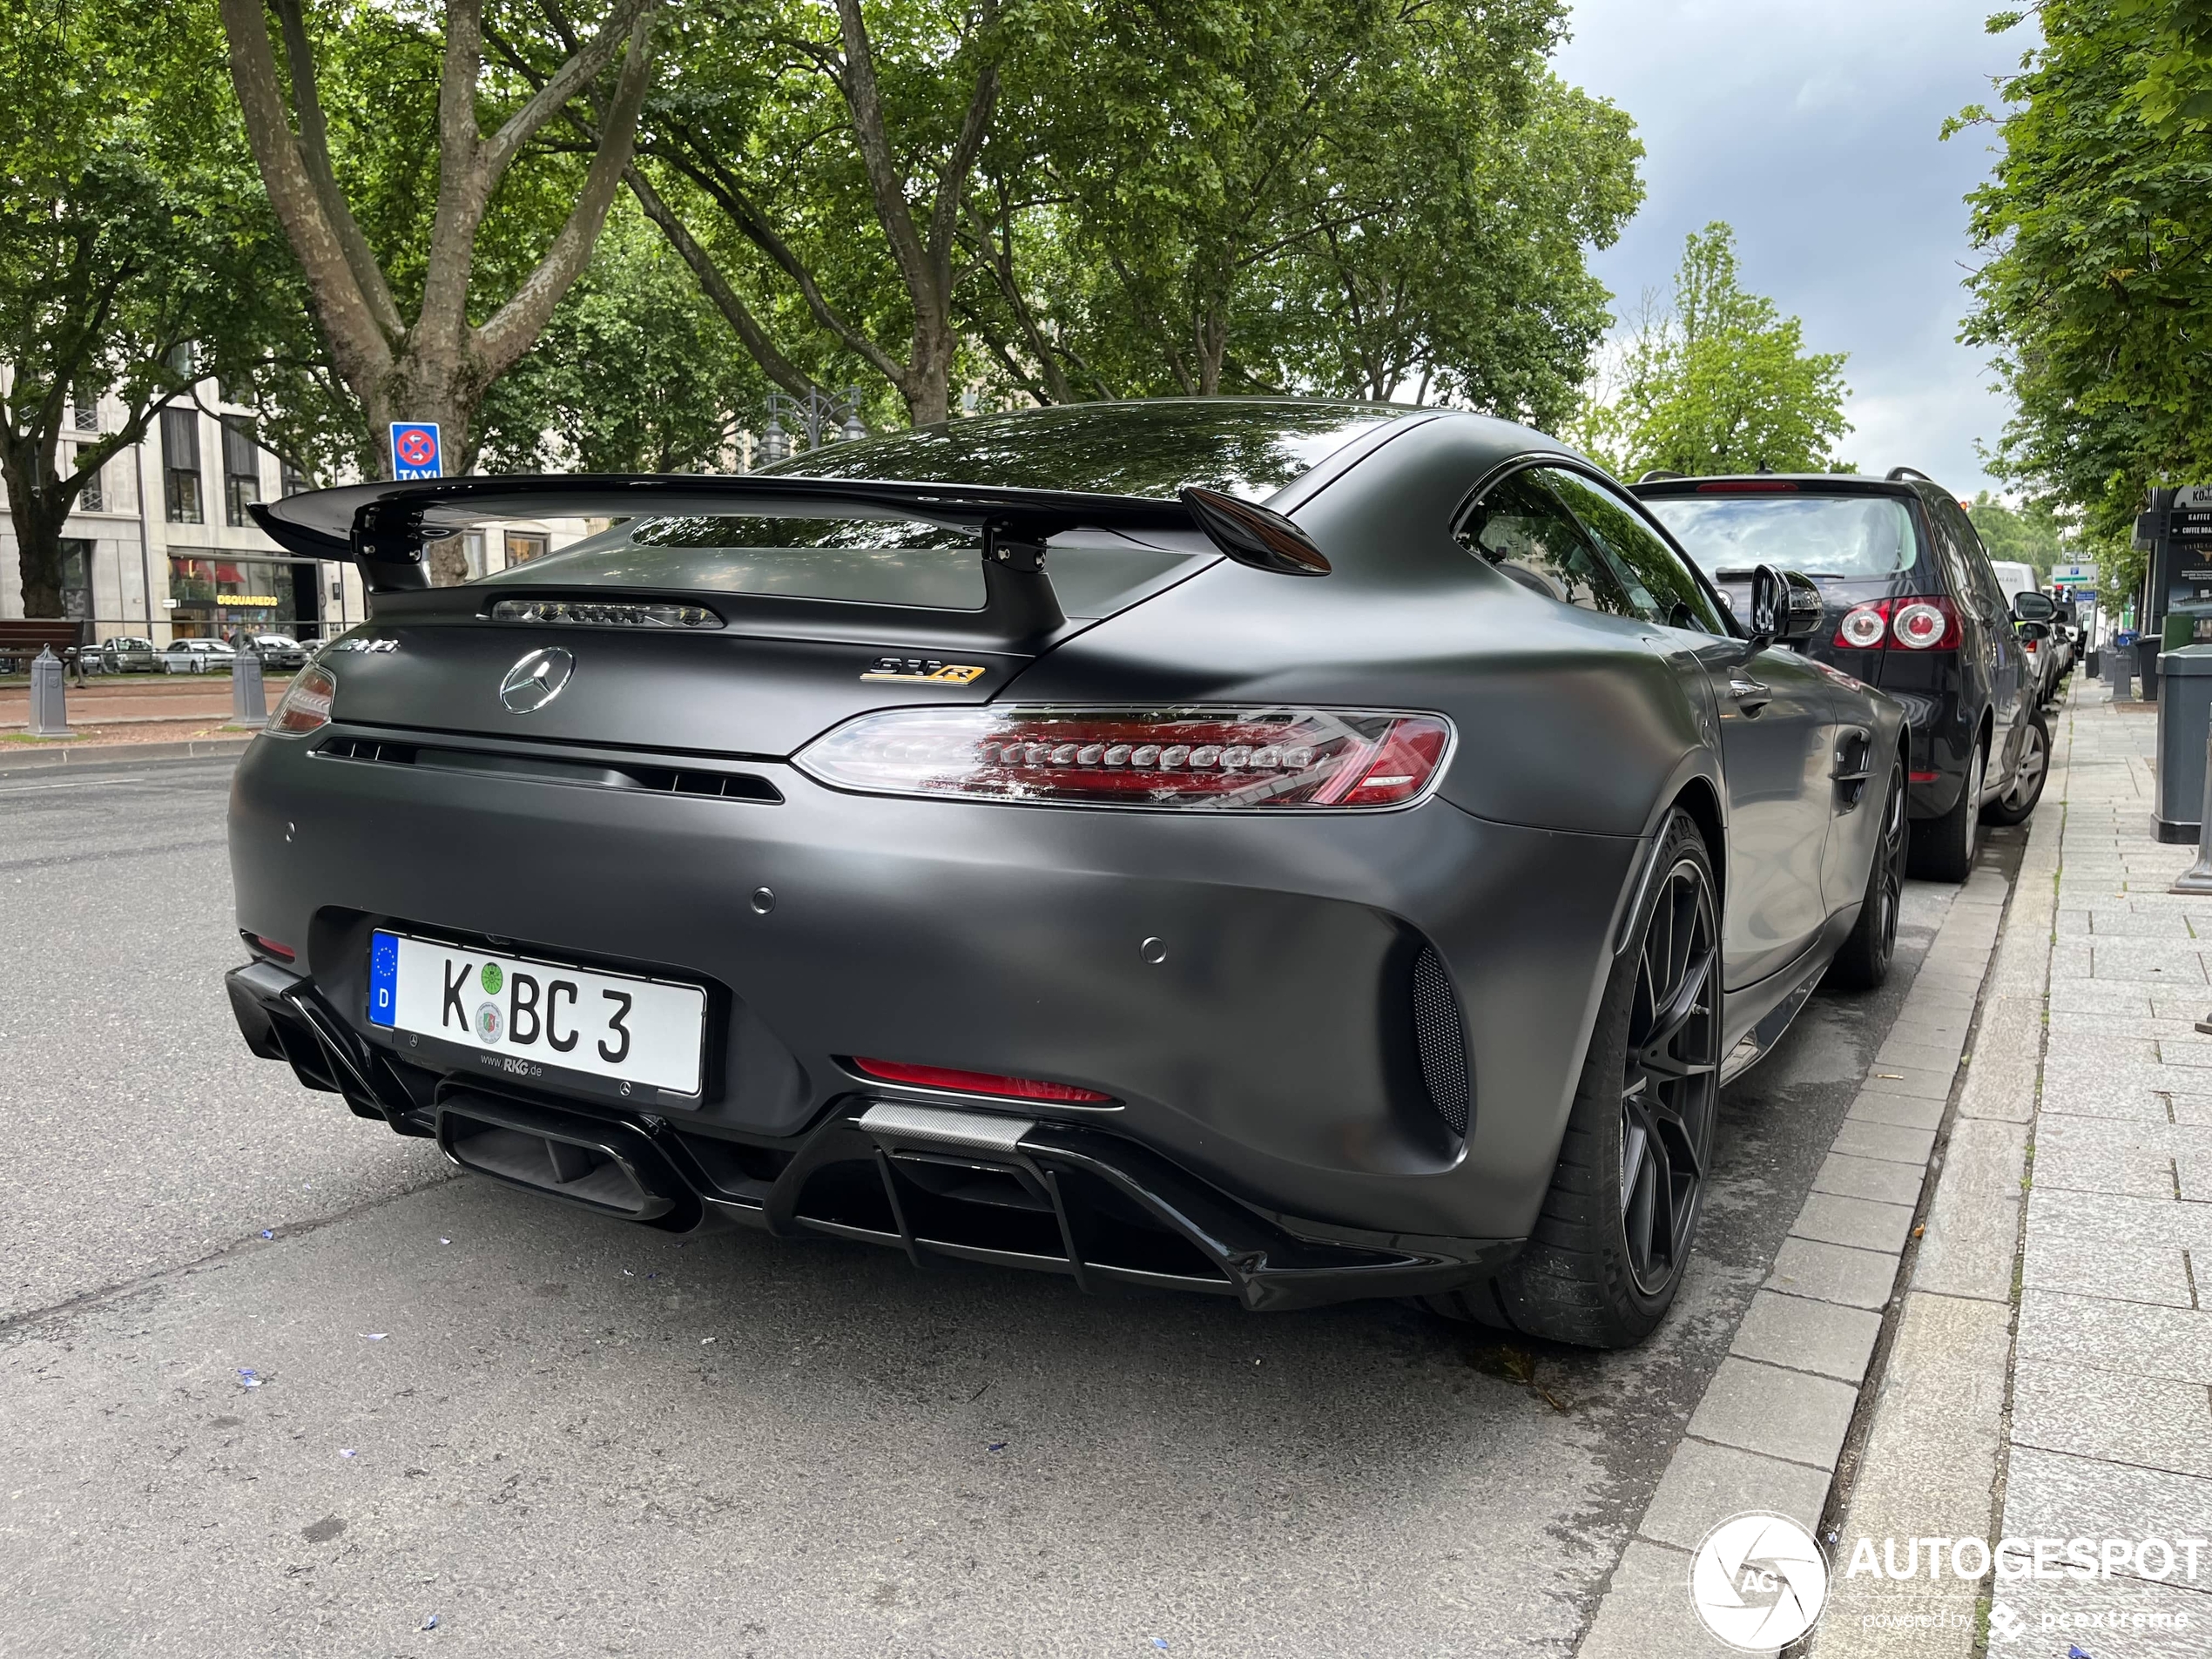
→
(0, 380, 582, 646)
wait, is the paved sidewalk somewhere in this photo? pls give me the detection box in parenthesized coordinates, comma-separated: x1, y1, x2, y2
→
(1816, 676, 2212, 1658)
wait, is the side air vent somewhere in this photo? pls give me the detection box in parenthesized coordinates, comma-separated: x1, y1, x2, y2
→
(1410, 946, 1472, 1138)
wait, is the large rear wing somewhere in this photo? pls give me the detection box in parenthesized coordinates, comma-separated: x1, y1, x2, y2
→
(250, 474, 1328, 644)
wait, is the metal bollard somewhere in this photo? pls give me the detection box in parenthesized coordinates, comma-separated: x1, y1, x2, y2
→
(26, 647, 73, 738)
(232, 642, 266, 729)
(2174, 723, 2212, 894)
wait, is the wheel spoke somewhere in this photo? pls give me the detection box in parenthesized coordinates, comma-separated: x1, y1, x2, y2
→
(1635, 945, 1717, 1076)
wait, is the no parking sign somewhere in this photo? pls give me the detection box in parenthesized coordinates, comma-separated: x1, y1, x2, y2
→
(390, 421, 442, 480)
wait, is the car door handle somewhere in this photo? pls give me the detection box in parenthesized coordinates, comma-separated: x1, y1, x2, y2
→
(1729, 677, 1771, 712)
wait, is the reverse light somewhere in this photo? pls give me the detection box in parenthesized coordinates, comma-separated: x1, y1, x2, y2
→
(266, 663, 336, 737)
(794, 706, 1454, 810)
(851, 1057, 1114, 1103)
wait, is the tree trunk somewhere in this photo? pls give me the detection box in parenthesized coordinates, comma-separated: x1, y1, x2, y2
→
(1, 437, 74, 619)
(1196, 307, 1228, 397)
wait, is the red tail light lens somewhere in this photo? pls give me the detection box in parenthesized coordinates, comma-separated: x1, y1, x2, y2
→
(1834, 600, 1891, 650)
(850, 1057, 1113, 1103)
(1891, 597, 1961, 650)
(266, 663, 336, 736)
(795, 706, 1454, 810)
(1829, 597, 1960, 652)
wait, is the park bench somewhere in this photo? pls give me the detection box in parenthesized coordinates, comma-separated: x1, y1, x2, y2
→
(0, 619, 90, 677)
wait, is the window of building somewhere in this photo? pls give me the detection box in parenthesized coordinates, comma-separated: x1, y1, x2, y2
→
(160, 407, 202, 524)
(280, 461, 313, 497)
(72, 386, 98, 431)
(505, 532, 549, 567)
(61, 539, 94, 621)
(76, 448, 104, 513)
(222, 415, 262, 527)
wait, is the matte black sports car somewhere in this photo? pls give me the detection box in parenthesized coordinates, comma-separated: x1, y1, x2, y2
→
(227, 401, 1906, 1348)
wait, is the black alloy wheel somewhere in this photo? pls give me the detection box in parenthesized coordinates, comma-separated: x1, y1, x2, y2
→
(1618, 846, 1723, 1298)
(1425, 810, 1722, 1347)
(1827, 759, 1909, 991)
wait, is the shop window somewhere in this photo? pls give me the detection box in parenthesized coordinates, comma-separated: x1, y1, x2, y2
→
(223, 415, 262, 527)
(505, 532, 549, 567)
(161, 407, 202, 524)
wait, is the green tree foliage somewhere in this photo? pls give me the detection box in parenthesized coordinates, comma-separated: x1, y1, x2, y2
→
(476, 200, 771, 471)
(1965, 489, 2066, 583)
(1576, 223, 1850, 477)
(218, 0, 658, 486)
(969, 0, 1639, 423)
(0, 0, 278, 617)
(1955, 4, 2212, 603)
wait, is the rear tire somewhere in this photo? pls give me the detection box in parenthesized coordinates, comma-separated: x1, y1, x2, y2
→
(1825, 756, 1908, 991)
(1425, 810, 1721, 1349)
(1982, 710, 2049, 828)
(1908, 738, 1983, 883)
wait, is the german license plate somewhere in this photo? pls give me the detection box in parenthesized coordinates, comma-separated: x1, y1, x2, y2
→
(368, 931, 705, 1096)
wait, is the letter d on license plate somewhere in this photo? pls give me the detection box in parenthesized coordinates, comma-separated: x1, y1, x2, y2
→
(368, 930, 705, 1096)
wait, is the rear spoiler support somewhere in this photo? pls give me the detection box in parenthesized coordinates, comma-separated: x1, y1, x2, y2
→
(250, 472, 1326, 645)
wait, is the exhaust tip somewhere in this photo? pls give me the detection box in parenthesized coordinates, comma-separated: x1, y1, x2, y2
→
(436, 1096, 693, 1226)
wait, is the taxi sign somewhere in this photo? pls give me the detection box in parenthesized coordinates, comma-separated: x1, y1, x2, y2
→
(390, 421, 442, 481)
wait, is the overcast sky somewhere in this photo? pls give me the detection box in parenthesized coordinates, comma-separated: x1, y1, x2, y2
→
(1554, 0, 2025, 493)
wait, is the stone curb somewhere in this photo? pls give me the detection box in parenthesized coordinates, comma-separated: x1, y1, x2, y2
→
(0, 735, 253, 776)
(1575, 853, 2013, 1656)
(1806, 701, 2072, 1659)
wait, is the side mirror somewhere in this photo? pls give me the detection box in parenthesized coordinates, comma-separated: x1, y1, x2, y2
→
(2012, 590, 2055, 621)
(1747, 564, 1822, 647)
(2018, 619, 2051, 642)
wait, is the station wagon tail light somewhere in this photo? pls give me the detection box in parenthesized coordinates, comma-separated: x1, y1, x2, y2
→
(266, 663, 336, 737)
(1834, 600, 1891, 649)
(794, 706, 1454, 810)
(850, 1057, 1114, 1103)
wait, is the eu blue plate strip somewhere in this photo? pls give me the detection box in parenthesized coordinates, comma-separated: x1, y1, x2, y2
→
(368, 930, 398, 1028)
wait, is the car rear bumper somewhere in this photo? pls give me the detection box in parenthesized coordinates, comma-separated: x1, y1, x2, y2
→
(226, 724, 1643, 1291)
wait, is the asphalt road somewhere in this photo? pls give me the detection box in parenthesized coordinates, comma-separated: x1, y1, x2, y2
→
(0, 755, 2009, 1656)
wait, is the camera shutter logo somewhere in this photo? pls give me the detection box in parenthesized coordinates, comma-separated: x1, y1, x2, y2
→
(1689, 1512, 1829, 1650)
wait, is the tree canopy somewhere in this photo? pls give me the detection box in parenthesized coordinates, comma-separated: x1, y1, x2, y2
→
(1956, 3, 2212, 597)
(1575, 222, 1850, 478)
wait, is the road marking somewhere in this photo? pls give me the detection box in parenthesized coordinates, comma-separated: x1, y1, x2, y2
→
(0, 772, 185, 795)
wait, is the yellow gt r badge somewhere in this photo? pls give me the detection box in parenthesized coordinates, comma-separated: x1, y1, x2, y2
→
(861, 658, 987, 685)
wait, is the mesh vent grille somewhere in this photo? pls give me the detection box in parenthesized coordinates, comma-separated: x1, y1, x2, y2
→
(1411, 946, 1471, 1138)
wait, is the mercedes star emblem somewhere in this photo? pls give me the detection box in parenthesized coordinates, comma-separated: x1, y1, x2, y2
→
(499, 646, 574, 713)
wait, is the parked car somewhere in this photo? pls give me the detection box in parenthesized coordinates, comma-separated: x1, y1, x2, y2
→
(228, 401, 1912, 1351)
(1633, 468, 2049, 881)
(161, 637, 236, 673)
(241, 633, 309, 670)
(93, 636, 162, 673)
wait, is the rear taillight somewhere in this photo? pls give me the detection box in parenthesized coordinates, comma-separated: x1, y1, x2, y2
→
(794, 706, 1454, 810)
(1891, 597, 1961, 650)
(1835, 601, 1891, 650)
(1830, 597, 1960, 652)
(850, 1058, 1113, 1103)
(266, 663, 336, 737)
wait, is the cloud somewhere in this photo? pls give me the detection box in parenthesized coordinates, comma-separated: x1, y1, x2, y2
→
(1556, 0, 2027, 491)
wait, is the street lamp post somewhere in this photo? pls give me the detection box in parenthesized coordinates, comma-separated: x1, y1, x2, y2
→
(763, 388, 866, 459)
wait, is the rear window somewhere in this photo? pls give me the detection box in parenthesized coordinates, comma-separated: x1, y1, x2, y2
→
(474, 401, 1406, 610)
(764, 400, 1404, 500)
(1642, 494, 1919, 580)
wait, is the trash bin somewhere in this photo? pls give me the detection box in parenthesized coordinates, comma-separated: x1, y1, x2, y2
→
(2158, 645, 2212, 840)
(2112, 630, 2139, 695)
(2141, 635, 2164, 702)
